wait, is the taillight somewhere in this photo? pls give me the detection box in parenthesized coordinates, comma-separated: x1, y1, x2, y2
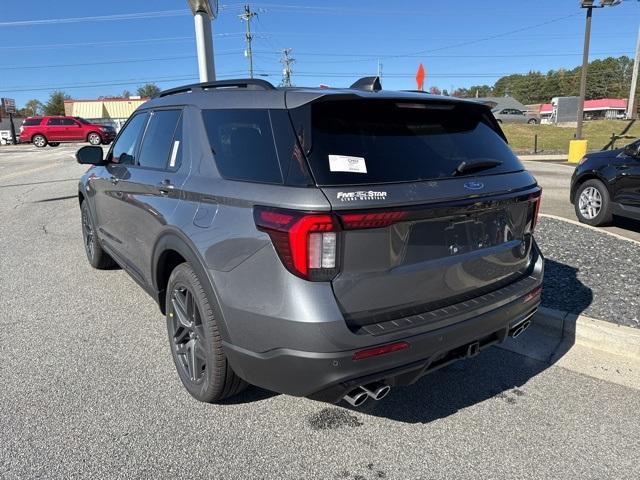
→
(531, 194, 542, 231)
(254, 206, 340, 281)
(340, 211, 407, 230)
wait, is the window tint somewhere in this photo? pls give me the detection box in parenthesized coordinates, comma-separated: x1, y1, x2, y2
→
(111, 112, 149, 165)
(46, 118, 62, 126)
(202, 109, 282, 184)
(137, 110, 182, 169)
(23, 118, 42, 126)
(292, 100, 523, 186)
(60, 118, 78, 126)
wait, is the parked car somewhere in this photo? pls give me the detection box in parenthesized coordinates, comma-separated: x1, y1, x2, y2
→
(570, 139, 640, 226)
(19, 116, 116, 147)
(77, 78, 544, 406)
(492, 108, 538, 124)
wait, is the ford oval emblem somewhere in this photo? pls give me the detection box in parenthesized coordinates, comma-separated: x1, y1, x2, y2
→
(464, 181, 484, 191)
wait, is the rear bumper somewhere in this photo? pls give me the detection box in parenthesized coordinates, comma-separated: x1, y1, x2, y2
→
(223, 242, 544, 402)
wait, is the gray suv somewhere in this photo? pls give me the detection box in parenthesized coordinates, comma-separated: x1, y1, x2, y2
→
(77, 78, 543, 407)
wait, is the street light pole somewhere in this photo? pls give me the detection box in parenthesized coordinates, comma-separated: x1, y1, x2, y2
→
(576, 6, 593, 140)
(187, 1, 218, 82)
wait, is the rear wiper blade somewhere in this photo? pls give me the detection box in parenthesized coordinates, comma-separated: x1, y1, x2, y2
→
(452, 159, 502, 176)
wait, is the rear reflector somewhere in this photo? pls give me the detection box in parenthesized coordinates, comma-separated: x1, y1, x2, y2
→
(523, 285, 542, 303)
(353, 341, 410, 361)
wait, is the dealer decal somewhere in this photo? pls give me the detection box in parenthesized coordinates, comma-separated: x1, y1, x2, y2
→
(337, 191, 387, 202)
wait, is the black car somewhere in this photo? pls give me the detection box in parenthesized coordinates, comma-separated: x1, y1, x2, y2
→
(571, 140, 640, 226)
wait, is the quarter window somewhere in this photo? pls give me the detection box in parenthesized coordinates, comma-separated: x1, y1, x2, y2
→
(202, 109, 282, 184)
(111, 112, 149, 165)
(137, 110, 182, 170)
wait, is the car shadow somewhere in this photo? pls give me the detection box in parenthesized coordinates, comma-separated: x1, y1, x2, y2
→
(613, 215, 640, 235)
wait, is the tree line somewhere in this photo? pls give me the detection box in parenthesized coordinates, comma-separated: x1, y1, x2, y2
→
(448, 56, 636, 104)
(17, 83, 161, 117)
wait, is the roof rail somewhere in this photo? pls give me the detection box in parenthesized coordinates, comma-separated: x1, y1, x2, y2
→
(157, 78, 276, 98)
(350, 76, 382, 92)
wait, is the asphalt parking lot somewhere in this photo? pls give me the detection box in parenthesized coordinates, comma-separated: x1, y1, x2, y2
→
(1, 145, 640, 479)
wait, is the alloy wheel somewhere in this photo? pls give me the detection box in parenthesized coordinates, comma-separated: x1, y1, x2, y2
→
(169, 285, 207, 384)
(578, 186, 602, 220)
(33, 136, 46, 147)
(88, 133, 101, 145)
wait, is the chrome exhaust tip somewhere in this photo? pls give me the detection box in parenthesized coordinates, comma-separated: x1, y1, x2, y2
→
(511, 319, 531, 338)
(361, 382, 391, 401)
(343, 387, 368, 407)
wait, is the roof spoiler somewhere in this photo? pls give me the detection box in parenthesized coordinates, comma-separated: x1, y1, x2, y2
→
(156, 79, 276, 98)
(349, 76, 382, 92)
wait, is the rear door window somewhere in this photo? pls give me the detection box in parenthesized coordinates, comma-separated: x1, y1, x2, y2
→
(290, 100, 524, 186)
(137, 110, 182, 170)
(46, 118, 62, 126)
(60, 118, 78, 126)
(202, 109, 282, 184)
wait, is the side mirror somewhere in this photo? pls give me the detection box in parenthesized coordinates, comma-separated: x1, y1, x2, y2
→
(76, 145, 104, 165)
(623, 144, 640, 158)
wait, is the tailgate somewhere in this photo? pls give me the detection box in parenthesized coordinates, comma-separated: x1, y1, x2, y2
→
(322, 176, 540, 327)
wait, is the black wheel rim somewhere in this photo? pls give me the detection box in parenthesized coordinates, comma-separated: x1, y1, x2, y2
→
(82, 207, 94, 260)
(169, 285, 207, 384)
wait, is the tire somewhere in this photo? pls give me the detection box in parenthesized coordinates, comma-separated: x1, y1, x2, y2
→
(527, 118, 538, 125)
(49, 142, 60, 147)
(87, 132, 102, 146)
(574, 179, 613, 226)
(166, 263, 248, 403)
(33, 134, 47, 148)
(81, 201, 117, 269)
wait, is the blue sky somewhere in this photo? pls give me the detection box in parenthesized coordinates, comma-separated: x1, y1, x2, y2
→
(1, 0, 640, 107)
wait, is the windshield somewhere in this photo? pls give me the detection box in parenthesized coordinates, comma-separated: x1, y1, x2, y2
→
(290, 99, 523, 186)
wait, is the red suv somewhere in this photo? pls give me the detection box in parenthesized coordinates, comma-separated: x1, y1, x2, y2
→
(19, 116, 116, 148)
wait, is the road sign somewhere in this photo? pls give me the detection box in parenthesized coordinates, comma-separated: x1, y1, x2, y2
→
(1, 98, 16, 114)
(416, 64, 425, 91)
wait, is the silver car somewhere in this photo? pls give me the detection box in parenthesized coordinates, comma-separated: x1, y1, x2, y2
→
(493, 108, 538, 124)
(76, 77, 544, 407)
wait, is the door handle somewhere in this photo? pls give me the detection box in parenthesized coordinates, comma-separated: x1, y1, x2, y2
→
(158, 179, 174, 195)
(110, 176, 119, 185)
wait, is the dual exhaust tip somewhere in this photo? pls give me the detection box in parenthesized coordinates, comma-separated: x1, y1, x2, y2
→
(510, 318, 532, 339)
(343, 382, 390, 407)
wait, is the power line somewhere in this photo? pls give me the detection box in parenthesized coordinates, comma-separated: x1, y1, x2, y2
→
(0, 33, 248, 51)
(0, 9, 190, 27)
(2, 51, 246, 71)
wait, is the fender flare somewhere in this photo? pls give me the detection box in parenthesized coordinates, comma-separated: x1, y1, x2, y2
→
(151, 229, 232, 342)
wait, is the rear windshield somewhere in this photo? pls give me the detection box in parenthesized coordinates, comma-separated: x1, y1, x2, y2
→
(22, 118, 42, 126)
(291, 100, 523, 186)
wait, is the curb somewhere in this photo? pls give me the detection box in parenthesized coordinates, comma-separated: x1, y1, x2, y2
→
(533, 306, 640, 362)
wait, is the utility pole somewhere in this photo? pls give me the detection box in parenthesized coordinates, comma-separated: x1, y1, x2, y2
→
(240, 4, 258, 78)
(576, 5, 593, 140)
(280, 48, 295, 87)
(627, 25, 640, 120)
(187, 0, 218, 82)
